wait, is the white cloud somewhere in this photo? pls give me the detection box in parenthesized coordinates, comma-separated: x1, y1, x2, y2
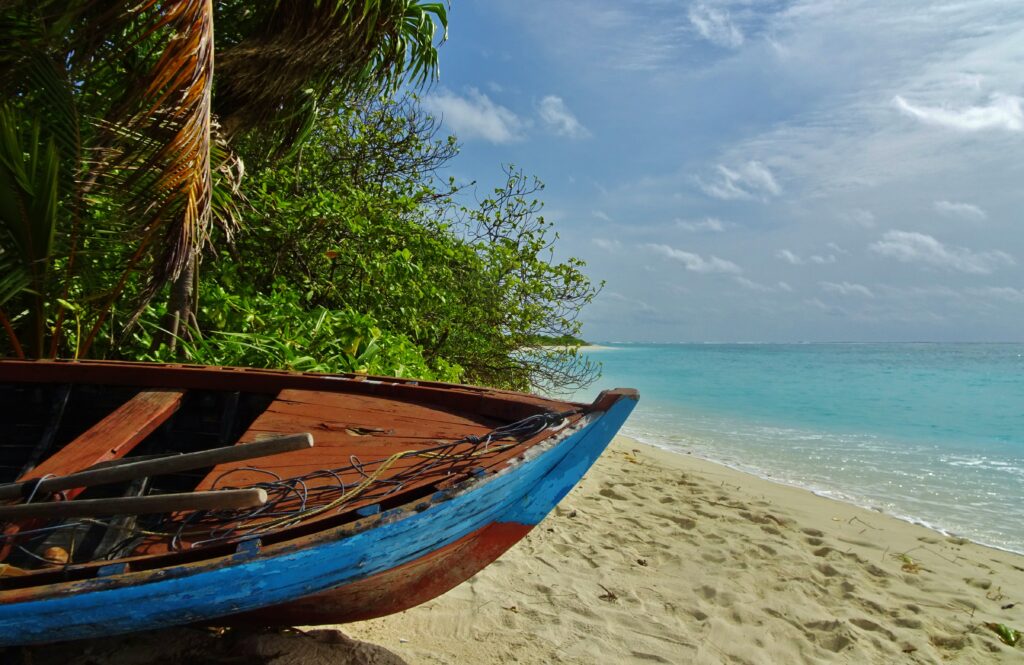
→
(821, 281, 875, 298)
(538, 95, 590, 139)
(735, 276, 792, 293)
(894, 94, 1024, 132)
(423, 88, 525, 144)
(644, 243, 742, 274)
(826, 242, 849, 255)
(592, 238, 621, 251)
(776, 249, 801, 265)
(839, 209, 876, 229)
(689, 3, 744, 49)
(775, 249, 836, 265)
(967, 286, 1024, 302)
(677, 217, 728, 232)
(592, 210, 613, 222)
(870, 230, 1014, 274)
(698, 161, 781, 201)
(735, 276, 771, 291)
(934, 200, 987, 222)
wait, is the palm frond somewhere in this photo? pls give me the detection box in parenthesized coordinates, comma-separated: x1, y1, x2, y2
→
(215, 0, 447, 152)
(0, 104, 62, 356)
(98, 0, 214, 297)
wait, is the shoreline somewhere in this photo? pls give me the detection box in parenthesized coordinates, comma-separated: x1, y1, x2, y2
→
(623, 430, 1024, 558)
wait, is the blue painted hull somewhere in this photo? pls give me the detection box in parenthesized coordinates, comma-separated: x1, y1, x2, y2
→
(0, 394, 636, 645)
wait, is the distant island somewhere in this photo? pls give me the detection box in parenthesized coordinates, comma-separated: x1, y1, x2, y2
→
(530, 334, 589, 347)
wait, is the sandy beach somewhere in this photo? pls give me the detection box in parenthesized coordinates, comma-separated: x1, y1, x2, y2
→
(21, 436, 1024, 664)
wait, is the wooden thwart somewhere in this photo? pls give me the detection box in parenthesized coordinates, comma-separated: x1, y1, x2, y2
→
(0, 434, 314, 501)
(0, 489, 268, 521)
(18, 389, 187, 500)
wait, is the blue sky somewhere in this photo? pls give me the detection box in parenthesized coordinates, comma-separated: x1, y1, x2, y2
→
(423, 1, 1024, 342)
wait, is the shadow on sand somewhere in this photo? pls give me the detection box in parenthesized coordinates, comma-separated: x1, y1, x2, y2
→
(10, 626, 407, 665)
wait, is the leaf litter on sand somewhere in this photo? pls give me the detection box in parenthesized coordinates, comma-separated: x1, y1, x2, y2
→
(983, 622, 1021, 647)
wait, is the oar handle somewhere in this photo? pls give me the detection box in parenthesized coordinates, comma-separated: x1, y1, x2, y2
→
(0, 434, 313, 501)
(0, 489, 268, 521)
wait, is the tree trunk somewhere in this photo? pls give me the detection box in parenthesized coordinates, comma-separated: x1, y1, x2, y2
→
(166, 256, 196, 354)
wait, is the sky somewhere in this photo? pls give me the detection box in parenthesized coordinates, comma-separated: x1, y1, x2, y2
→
(421, 1, 1024, 342)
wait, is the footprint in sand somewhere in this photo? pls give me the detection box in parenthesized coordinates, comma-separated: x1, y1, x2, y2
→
(667, 515, 697, 530)
(599, 487, 628, 501)
(850, 617, 896, 641)
(893, 616, 923, 629)
(696, 584, 717, 601)
(802, 620, 856, 653)
(930, 633, 968, 651)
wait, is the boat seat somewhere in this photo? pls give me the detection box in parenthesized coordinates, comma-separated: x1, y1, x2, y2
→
(19, 389, 186, 499)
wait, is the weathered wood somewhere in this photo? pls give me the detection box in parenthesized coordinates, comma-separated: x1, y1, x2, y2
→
(0, 393, 636, 646)
(0, 434, 314, 501)
(91, 476, 151, 560)
(0, 360, 563, 423)
(271, 389, 501, 430)
(0, 389, 187, 559)
(19, 389, 187, 498)
(0, 489, 267, 521)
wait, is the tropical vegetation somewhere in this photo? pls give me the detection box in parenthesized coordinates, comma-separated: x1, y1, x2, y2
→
(0, 1, 599, 393)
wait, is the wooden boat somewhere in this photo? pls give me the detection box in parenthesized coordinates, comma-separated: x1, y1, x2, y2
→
(0, 360, 637, 645)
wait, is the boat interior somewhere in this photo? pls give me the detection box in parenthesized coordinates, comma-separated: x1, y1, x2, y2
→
(0, 363, 586, 589)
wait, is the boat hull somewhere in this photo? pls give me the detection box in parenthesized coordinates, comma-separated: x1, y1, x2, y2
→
(0, 392, 636, 644)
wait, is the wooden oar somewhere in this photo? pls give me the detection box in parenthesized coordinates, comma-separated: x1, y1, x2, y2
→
(0, 434, 313, 501)
(0, 489, 268, 521)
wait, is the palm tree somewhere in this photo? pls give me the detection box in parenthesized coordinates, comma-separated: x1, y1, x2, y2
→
(0, 0, 447, 359)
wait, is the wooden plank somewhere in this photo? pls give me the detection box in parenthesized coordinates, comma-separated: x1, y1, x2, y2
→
(0, 489, 267, 521)
(255, 407, 493, 440)
(0, 360, 574, 424)
(271, 389, 503, 429)
(19, 389, 186, 497)
(0, 389, 187, 560)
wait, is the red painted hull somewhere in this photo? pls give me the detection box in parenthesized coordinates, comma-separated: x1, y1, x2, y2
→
(229, 521, 534, 625)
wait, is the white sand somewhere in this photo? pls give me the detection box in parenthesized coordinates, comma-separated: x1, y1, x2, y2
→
(342, 436, 1024, 664)
(20, 436, 1024, 664)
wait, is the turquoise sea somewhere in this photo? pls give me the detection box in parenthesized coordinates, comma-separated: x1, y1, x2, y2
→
(575, 344, 1024, 553)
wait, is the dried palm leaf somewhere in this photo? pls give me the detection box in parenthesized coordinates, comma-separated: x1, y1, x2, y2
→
(83, 0, 216, 350)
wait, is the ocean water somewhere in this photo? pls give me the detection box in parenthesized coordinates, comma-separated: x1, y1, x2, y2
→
(575, 344, 1024, 553)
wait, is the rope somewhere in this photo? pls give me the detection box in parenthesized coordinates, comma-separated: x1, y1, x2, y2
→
(0, 408, 580, 564)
